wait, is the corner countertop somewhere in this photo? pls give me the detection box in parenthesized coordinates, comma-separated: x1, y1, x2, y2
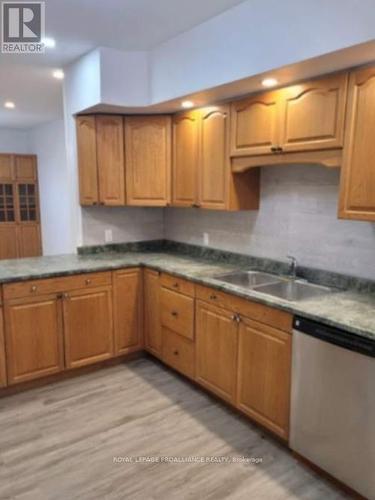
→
(0, 251, 374, 341)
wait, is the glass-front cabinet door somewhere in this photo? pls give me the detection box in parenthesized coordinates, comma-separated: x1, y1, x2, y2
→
(18, 183, 38, 222)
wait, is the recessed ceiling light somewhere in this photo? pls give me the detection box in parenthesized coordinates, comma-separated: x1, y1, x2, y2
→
(181, 100, 194, 109)
(261, 78, 278, 88)
(42, 37, 56, 48)
(52, 69, 64, 80)
(4, 101, 15, 109)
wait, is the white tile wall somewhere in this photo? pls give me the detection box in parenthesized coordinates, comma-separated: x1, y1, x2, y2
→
(82, 207, 164, 246)
(165, 165, 375, 280)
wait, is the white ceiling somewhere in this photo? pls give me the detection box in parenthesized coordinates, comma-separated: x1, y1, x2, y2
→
(0, 0, 246, 129)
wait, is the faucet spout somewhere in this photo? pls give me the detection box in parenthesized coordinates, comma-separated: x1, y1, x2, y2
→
(287, 255, 297, 279)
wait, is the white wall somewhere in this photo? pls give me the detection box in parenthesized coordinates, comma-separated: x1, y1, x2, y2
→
(165, 166, 375, 280)
(29, 120, 73, 255)
(0, 128, 31, 154)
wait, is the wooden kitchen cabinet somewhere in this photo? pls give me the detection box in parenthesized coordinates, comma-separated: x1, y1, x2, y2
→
(96, 115, 126, 206)
(63, 286, 114, 369)
(0, 226, 18, 260)
(231, 91, 280, 157)
(279, 73, 348, 153)
(15, 155, 38, 181)
(4, 294, 64, 384)
(0, 154, 14, 180)
(113, 268, 143, 355)
(237, 317, 291, 440)
(231, 72, 347, 157)
(172, 111, 200, 207)
(339, 66, 375, 221)
(196, 300, 238, 403)
(17, 225, 42, 258)
(125, 115, 171, 206)
(160, 287, 194, 340)
(76, 115, 99, 205)
(0, 309, 7, 387)
(144, 269, 162, 357)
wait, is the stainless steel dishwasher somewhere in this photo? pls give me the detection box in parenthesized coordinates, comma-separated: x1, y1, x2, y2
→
(290, 316, 375, 500)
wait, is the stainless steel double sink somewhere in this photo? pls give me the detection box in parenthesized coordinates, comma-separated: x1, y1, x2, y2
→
(212, 270, 335, 302)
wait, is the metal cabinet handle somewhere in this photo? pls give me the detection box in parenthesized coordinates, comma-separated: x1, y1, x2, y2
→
(62, 293, 70, 300)
(210, 294, 217, 300)
(30, 285, 37, 292)
(270, 146, 278, 153)
(232, 314, 241, 323)
(173, 350, 179, 356)
(85, 279, 91, 285)
(171, 311, 178, 317)
(173, 283, 179, 289)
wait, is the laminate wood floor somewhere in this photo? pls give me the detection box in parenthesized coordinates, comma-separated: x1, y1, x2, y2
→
(0, 358, 348, 500)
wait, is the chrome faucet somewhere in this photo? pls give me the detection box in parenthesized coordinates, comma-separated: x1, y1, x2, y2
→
(287, 255, 297, 279)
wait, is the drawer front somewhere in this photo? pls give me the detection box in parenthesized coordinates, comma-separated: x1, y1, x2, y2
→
(196, 284, 292, 333)
(162, 327, 195, 379)
(160, 273, 195, 297)
(3, 272, 112, 300)
(160, 287, 194, 340)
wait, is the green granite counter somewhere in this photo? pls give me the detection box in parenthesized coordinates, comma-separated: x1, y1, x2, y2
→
(0, 250, 374, 341)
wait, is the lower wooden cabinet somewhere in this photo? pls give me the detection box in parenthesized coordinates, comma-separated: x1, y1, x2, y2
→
(113, 268, 143, 355)
(0, 226, 18, 260)
(0, 309, 7, 387)
(4, 294, 64, 384)
(63, 286, 114, 369)
(144, 269, 162, 357)
(195, 300, 238, 404)
(237, 317, 292, 440)
(162, 327, 195, 379)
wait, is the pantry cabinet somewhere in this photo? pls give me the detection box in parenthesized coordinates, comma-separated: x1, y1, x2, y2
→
(144, 269, 162, 357)
(4, 294, 64, 384)
(339, 66, 375, 221)
(0, 309, 7, 387)
(63, 286, 114, 369)
(231, 72, 347, 157)
(237, 317, 291, 440)
(196, 300, 238, 403)
(113, 268, 143, 355)
(125, 115, 171, 206)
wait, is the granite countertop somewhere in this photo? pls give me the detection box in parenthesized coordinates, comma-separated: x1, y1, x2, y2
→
(0, 251, 374, 341)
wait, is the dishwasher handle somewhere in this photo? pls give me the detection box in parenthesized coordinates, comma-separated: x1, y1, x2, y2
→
(293, 316, 375, 358)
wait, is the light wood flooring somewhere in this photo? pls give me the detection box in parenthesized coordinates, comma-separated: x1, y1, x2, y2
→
(0, 358, 349, 500)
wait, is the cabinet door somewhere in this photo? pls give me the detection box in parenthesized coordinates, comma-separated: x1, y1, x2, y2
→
(15, 155, 37, 181)
(4, 294, 64, 384)
(96, 115, 125, 205)
(17, 225, 42, 258)
(63, 286, 114, 369)
(0, 308, 7, 387)
(144, 269, 162, 357)
(172, 111, 199, 207)
(0, 225, 18, 259)
(76, 116, 99, 205)
(199, 106, 229, 210)
(237, 317, 291, 440)
(196, 300, 238, 403)
(280, 73, 348, 153)
(0, 154, 14, 180)
(113, 268, 143, 355)
(230, 91, 280, 157)
(125, 116, 171, 206)
(339, 67, 375, 221)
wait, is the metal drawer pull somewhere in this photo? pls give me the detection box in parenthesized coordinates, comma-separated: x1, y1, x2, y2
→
(85, 279, 91, 285)
(62, 293, 70, 300)
(173, 283, 179, 288)
(30, 285, 37, 292)
(171, 311, 178, 317)
(210, 294, 217, 300)
(173, 350, 179, 356)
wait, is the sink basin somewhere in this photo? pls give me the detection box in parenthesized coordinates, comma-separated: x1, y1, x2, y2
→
(214, 270, 285, 288)
(254, 280, 335, 302)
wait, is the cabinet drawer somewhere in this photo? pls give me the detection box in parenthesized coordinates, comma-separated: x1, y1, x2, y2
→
(160, 287, 194, 340)
(162, 327, 195, 379)
(160, 273, 195, 297)
(196, 284, 292, 333)
(3, 272, 112, 300)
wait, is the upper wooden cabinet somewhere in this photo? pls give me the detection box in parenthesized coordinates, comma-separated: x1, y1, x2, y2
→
(15, 155, 38, 181)
(0, 154, 14, 180)
(76, 115, 125, 206)
(172, 106, 260, 211)
(172, 111, 200, 207)
(279, 73, 348, 153)
(339, 66, 375, 221)
(230, 91, 280, 157)
(76, 115, 99, 205)
(125, 115, 171, 206)
(231, 72, 348, 157)
(113, 268, 143, 355)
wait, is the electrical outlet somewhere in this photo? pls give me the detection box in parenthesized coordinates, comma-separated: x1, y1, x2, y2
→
(203, 232, 209, 246)
(105, 229, 113, 243)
